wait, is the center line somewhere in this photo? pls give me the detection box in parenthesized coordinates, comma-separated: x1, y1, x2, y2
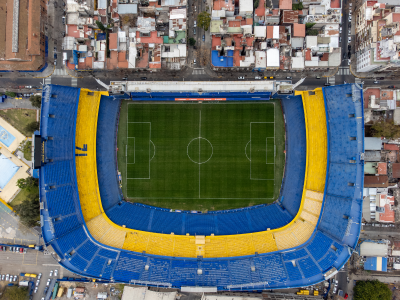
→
(199, 110, 201, 198)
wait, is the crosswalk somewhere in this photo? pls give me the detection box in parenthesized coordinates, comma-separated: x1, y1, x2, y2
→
(337, 67, 350, 75)
(192, 68, 205, 75)
(355, 77, 362, 84)
(53, 68, 68, 76)
(327, 76, 335, 85)
(71, 78, 78, 87)
(45, 77, 51, 85)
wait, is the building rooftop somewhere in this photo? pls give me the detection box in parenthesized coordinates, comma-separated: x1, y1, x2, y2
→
(282, 10, 299, 23)
(279, 0, 292, 10)
(0, 0, 45, 71)
(254, 26, 267, 38)
(293, 23, 305, 37)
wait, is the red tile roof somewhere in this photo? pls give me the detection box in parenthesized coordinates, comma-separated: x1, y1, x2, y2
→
(378, 162, 387, 175)
(393, 13, 400, 22)
(379, 194, 395, 223)
(279, 0, 292, 10)
(293, 23, 305, 37)
(255, 0, 265, 17)
(109, 33, 118, 50)
(212, 36, 222, 49)
(305, 49, 311, 60)
(267, 26, 274, 39)
(393, 163, 400, 178)
(384, 143, 399, 151)
(136, 31, 163, 44)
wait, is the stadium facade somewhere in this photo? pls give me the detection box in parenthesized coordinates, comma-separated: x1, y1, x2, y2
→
(36, 84, 364, 291)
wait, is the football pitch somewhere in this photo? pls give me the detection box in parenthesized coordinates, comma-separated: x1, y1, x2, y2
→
(117, 101, 285, 211)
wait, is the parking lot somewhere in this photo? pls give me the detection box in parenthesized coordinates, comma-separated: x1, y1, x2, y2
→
(0, 247, 75, 300)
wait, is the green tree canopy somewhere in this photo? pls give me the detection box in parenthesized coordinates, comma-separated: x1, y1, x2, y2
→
(354, 280, 391, 300)
(2, 286, 29, 300)
(197, 11, 211, 31)
(16, 177, 38, 192)
(189, 38, 196, 46)
(29, 95, 42, 108)
(306, 22, 316, 29)
(5, 91, 16, 98)
(25, 121, 40, 134)
(14, 194, 40, 227)
(371, 118, 400, 139)
(96, 20, 106, 32)
(306, 29, 319, 36)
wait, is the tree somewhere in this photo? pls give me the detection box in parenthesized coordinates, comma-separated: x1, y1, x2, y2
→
(29, 95, 41, 108)
(254, 0, 260, 8)
(2, 285, 29, 300)
(306, 22, 316, 29)
(189, 38, 196, 46)
(96, 20, 106, 32)
(25, 121, 40, 134)
(306, 29, 319, 36)
(14, 195, 40, 227)
(354, 280, 391, 300)
(197, 11, 211, 31)
(5, 91, 16, 98)
(371, 118, 400, 139)
(16, 177, 38, 192)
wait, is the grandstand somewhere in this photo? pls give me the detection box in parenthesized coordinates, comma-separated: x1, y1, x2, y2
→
(38, 84, 363, 290)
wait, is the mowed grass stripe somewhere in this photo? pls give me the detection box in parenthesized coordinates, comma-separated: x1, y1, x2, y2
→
(117, 101, 285, 211)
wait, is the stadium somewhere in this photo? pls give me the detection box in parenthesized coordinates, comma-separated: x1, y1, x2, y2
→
(36, 83, 364, 291)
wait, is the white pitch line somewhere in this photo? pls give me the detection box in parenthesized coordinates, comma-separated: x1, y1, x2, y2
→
(199, 110, 201, 199)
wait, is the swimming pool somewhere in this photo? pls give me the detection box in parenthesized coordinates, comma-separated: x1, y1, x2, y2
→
(0, 126, 16, 147)
(0, 155, 19, 189)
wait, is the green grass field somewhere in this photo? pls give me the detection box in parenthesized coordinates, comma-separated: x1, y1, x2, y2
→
(117, 101, 285, 211)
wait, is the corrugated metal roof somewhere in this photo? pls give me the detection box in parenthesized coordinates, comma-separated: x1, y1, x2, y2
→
(360, 242, 388, 257)
(365, 137, 383, 150)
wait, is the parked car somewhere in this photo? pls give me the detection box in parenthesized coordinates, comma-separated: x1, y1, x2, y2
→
(54, 270, 58, 277)
(388, 85, 395, 88)
(348, 52, 351, 59)
(238, 76, 245, 79)
(193, 28, 196, 35)
(23, 248, 27, 254)
(46, 279, 51, 286)
(38, 273, 42, 280)
(377, 77, 384, 80)
(202, 35, 205, 41)
(374, 81, 379, 84)
(140, 77, 147, 80)
(286, 76, 292, 79)
(348, 16, 352, 21)
(348, 29, 351, 35)
(19, 248, 23, 254)
(122, 77, 128, 80)
(348, 37, 351, 42)
(324, 83, 331, 86)
(339, 37, 341, 43)
(49, 270, 53, 277)
(8, 247, 12, 252)
(339, 26, 342, 33)
(13, 275, 17, 282)
(34, 287, 38, 293)
(0, 246, 2, 251)
(44, 287, 48, 294)
(1, 275, 4, 281)
(255, 76, 262, 79)
(54, 47, 57, 52)
(348, 59, 351, 65)
(193, 59, 196, 64)
(348, 44, 351, 51)
(316, 76, 321, 79)
(15, 247, 19, 253)
(36, 280, 40, 286)
(25, 86, 32, 89)
(194, 21, 196, 27)
(5, 275, 9, 281)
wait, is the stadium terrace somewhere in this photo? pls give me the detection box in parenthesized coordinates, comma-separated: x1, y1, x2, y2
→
(36, 84, 364, 291)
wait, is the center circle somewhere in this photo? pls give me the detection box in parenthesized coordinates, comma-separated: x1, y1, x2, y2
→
(187, 137, 213, 164)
